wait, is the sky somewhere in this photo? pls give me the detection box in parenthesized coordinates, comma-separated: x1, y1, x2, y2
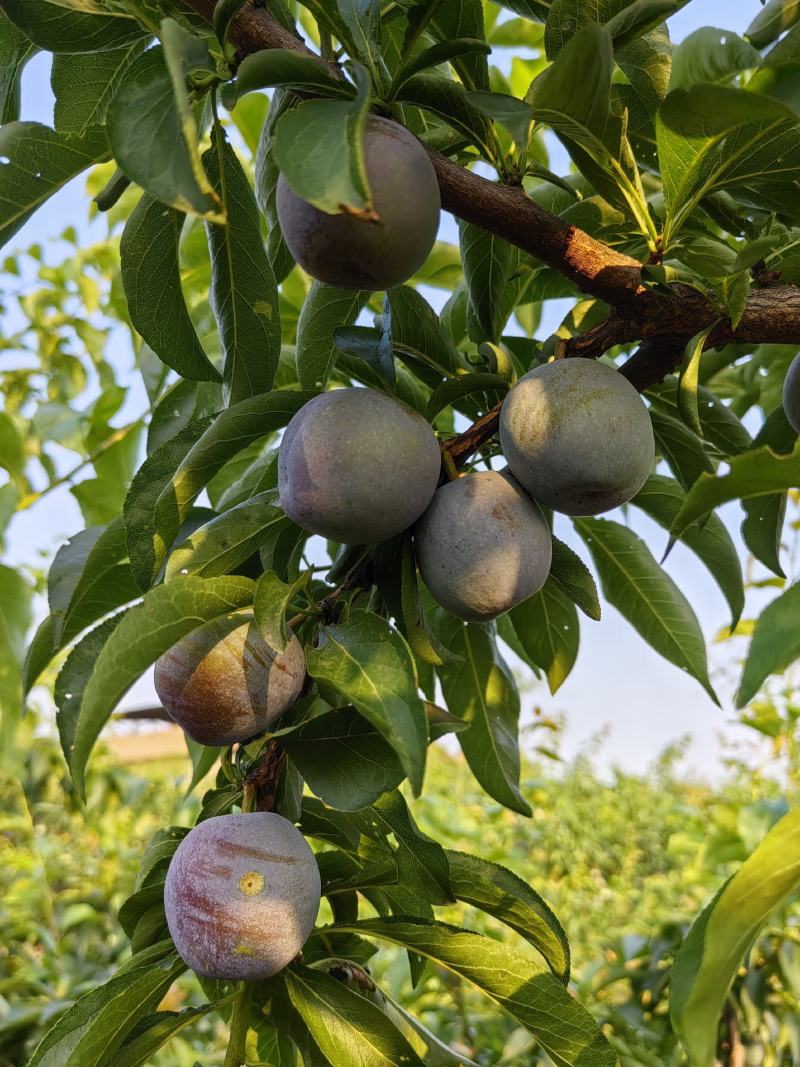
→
(2, 0, 786, 779)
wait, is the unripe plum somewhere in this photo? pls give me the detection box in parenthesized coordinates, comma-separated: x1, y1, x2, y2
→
(164, 812, 320, 980)
(415, 470, 552, 622)
(500, 358, 655, 515)
(279, 387, 441, 544)
(784, 352, 800, 434)
(154, 618, 305, 747)
(276, 116, 440, 291)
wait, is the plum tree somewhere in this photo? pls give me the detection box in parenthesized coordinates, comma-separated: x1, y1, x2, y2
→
(154, 619, 306, 746)
(784, 353, 800, 434)
(276, 117, 440, 291)
(415, 470, 552, 621)
(279, 387, 442, 543)
(499, 359, 655, 515)
(164, 812, 321, 980)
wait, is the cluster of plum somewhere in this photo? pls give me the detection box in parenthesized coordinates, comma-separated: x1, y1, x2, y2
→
(154, 115, 692, 987)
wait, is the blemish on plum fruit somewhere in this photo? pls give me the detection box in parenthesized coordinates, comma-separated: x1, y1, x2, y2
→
(239, 870, 265, 896)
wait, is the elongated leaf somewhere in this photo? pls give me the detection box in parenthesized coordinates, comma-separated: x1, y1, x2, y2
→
(107, 47, 220, 219)
(305, 609, 428, 795)
(252, 569, 303, 651)
(633, 474, 744, 628)
(165, 491, 283, 579)
(549, 537, 601, 621)
(64, 576, 255, 795)
(650, 407, 714, 491)
(28, 947, 185, 1067)
(51, 42, 142, 135)
(426, 0, 490, 91)
(274, 78, 372, 215)
(671, 805, 800, 1067)
(397, 72, 494, 156)
(392, 38, 491, 96)
(204, 136, 281, 404)
(125, 416, 216, 591)
(114, 1003, 220, 1067)
(447, 850, 570, 982)
(1, 0, 144, 52)
(296, 282, 368, 389)
(286, 964, 426, 1067)
(747, 0, 800, 48)
(327, 918, 617, 1067)
(426, 371, 507, 421)
(280, 706, 404, 811)
(669, 443, 800, 542)
(435, 615, 531, 816)
(387, 286, 464, 380)
(133, 391, 312, 589)
(372, 790, 454, 906)
(740, 406, 797, 577)
(459, 221, 514, 342)
(0, 122, 108, 250)
(506, 581, 579, 696)
(677, 323, 717, 438)
(670, 27, 760, 91)
(736, 581, 800, 707)
(226, 47, 351, 104)
(0, 13, 35, 124)
(0, 564, 32, 739)
(121, 194, 220, 383)
(575, 517, 717, 702)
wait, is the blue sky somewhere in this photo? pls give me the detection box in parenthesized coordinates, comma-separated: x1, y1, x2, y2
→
(3, 0, 782, 777)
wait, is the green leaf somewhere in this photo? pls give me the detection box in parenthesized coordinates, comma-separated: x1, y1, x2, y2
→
(296, 282, 368, 389)
(396, 72, 494, 156)
(326, 918, 617, 1067)
(446, 850, 570, 982)
(336, 0, 381, 71)
(305, 609, 428, 796)
(1, 0, 144, 52)
(225, 47, 352, 104)
(372, 533, 461, 668)
(469, 90, 533, 149)
(371, 790, 454, 906)
(0, 122, 109, 250)
(435, 616, 532, 816)
(0, 13, 35, 124)
(51, 42, 142, 135)
(669, 28, 760, 91)
(549, 536, 601, 621)
(426, 0, 490, 91)
(27, 946, 185, 1067)
(506, 581, 580, 696)
(575, 517, 718, 702)
(107, 46, 220, 219)
(387, 286, 464, 380)
(650, 407, 714, 491)
(677, 323, 717, 438)
(671, 805, 800, 1067)
(669, 443, 800, 543)
(113, 1003, 221, 1067)
(392, 39, 491, 97)
(740, 406, 797, 577)
(529, 23, 652, 236)
(747, 0, 800, 48)
(121, 195, 220, 383)
(286, 964, 426, 1067)
(0, 564, 32, 739)
(426, 372, 507, 421)
(604, 0, 684, 50)
(184, 736, 221, 794)
(252, 569, 303, 651)
(204, 136, 282, 404)
(281, 706, 404, 811)
(137, 391, 313, 589)
(22, 614, 56, 697)
(125, 416, 216, 591)
(164, 491, 285, 579)
(633, 475, 744, 629)
(459, 221, 514, 343)
(736, 582, 800, 707)
(273, 73, 373, 215)
(63, 575, 255, 796)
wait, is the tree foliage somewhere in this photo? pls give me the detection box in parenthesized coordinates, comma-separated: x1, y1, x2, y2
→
(2, 0, 800, 1064)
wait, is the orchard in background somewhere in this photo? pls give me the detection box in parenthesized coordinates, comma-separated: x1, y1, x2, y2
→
(2, 0, 800, 1064)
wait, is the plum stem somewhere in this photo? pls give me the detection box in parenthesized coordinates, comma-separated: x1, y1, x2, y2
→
(224, 981, 254, 1067)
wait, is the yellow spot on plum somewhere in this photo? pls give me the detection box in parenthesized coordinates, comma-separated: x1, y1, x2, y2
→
(239, 870, 265, 896)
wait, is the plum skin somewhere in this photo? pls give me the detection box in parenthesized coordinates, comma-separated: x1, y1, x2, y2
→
(164, 812, 321, 981)
(154, 618, 306, 747)
(276, 116, 440, 291)
(500, 358, 655, 516)
(279, 387, 442, 544)
(415, 470, 553, 622)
